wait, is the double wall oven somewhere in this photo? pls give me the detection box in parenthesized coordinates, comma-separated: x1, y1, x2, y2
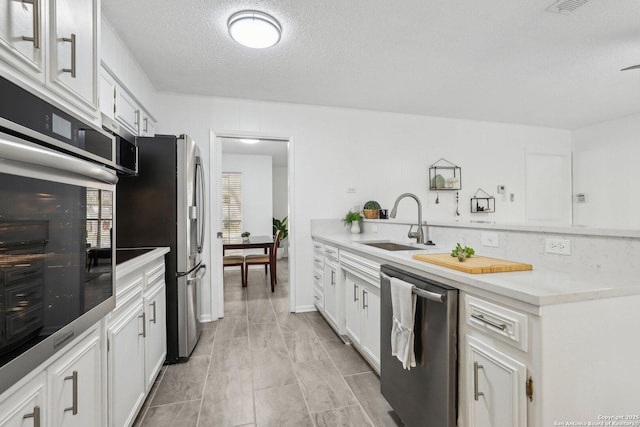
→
(0, 76, 118, 394)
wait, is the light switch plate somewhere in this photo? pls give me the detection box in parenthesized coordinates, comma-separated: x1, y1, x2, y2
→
(481, 232, 499, 247)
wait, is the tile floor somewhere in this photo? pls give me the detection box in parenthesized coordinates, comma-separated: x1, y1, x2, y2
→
(133, 259, 402, 427)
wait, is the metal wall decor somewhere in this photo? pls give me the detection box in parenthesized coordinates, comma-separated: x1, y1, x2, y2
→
(429, 158, 461, 191)
(471, 188, 495, 213)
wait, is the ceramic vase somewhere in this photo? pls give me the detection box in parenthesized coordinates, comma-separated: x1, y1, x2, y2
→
(350, 221, 361, 234)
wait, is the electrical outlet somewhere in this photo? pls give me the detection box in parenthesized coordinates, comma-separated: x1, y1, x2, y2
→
(545, 238, 571, 255)
(481, 232, 499, 247)
(347, 188, 356, 193)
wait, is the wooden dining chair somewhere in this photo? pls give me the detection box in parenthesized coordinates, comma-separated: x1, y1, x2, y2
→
(223, 254, 246, 287)
(244, 230, 281, 292)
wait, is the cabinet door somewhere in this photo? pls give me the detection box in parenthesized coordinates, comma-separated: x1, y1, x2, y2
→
(344, 275, 361, 345)
(108, 302, 146, 427)
(0, 372, 46, 427)
(115, 86, 139, 135)
(99, 70, 116, 120)
(324, 262, 338, 327)
(50, 0, 97, 108)
(144, 283, 167, 390)
(0, 0, 45, 82)
(467, 337, 527, 427)
(140, 114, 156, 137)
(48, 327, 102, 427)
(360, 285, 380, 368)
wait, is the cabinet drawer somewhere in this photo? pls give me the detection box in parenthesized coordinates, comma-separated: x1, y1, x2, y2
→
(5, 303, 44, 341)
(1, 262, 43, 285)
(5, 280, 43, 308)
(465, 294, 528, 352)
(313, 255, 324, 272)
(313, 288, 324, 311)
(323, 244, 338, 261)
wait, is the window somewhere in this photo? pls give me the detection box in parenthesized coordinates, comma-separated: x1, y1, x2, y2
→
(222, 173, 242, 243)
(86, 189, 113, 248)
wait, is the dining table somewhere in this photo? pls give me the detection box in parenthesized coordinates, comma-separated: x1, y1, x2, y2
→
(223, 235, 276, 290)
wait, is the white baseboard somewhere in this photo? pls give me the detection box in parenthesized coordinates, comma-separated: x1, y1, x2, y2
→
(295, 305, 317, 313)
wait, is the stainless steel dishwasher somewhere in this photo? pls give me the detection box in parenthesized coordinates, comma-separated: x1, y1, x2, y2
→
(380, 264, 458, 427)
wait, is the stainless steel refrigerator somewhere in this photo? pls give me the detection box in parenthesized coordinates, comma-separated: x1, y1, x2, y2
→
(116, 134, 206, 363)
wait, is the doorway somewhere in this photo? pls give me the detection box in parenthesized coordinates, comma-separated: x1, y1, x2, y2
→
(209, 131, 295, 319)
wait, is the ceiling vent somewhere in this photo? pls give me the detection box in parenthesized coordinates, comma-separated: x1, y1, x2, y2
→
(546, 0, 590, 15)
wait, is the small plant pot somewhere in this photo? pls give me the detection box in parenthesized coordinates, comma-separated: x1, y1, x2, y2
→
(350, 222, 361, 234)
(363, 209, 379, 219)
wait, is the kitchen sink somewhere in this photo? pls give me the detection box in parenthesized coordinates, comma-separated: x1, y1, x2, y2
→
(360, 241, 425, 251)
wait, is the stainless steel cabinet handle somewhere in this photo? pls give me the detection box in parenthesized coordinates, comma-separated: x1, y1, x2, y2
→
(471, 313, 507, 331)
(331, 270, 335, 286)
(134, 110, 140, 127)
(23, 405, 41, 426)
(474, 362, 484, 401)
(64, 370, 78, 415)
(314, 275, 320, 280)
(150, 301, 157, 324)
(362, 289, 368, 309)
(143, 117, 148, 133)
(354, 284, 359, 302)
(21, 0, 40, 49)
(139, 312, 146, 337)
(61, 34, 76, 78)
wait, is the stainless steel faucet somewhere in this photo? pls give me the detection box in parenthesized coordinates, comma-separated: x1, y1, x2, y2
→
(390, 193, 427, 244)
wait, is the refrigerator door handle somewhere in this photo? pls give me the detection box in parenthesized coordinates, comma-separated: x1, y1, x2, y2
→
(196, 156, 206, 253)
(187, 264, 207, 283)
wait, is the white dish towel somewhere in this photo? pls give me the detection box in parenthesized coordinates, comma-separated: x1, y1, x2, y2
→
(390, 277, 417, 370)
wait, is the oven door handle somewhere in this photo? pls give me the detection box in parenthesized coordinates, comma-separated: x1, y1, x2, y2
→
(0, 136, 118, 184)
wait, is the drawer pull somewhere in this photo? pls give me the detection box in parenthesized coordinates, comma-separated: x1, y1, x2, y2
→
(64, 370, 78, 415)
(353, 284, 359, 302)
(471, 313, 507, 331)
(150, 301, 157, 324)
(139, 313, 146, 337)
(23, 405, 41, 427)
(474, 362, 484, 401)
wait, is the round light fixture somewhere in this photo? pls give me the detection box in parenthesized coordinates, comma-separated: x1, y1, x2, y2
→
(228, 10, 281, 49)
(240, 139, 260, 144)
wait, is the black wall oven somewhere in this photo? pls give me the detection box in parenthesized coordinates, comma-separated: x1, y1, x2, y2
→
(0, 76, 118, 394)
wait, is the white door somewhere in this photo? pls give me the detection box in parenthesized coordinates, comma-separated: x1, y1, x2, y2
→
(361, 285, 380, 367)
(324, 262, 338, 326)
(144, 283, 167, 390)
(344, 275, 361, 345)
(467, 337, 527, 427)
(48, 328, 102, 427)
(50, 0, 97, 108)
(108, 302, 146, 427)
(0, 0, 45, 82)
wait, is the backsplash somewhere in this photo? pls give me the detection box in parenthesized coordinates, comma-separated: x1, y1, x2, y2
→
(311, 219, 640, 276)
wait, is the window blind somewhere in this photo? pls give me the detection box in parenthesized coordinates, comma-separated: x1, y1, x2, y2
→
(86, 189, 113, 248)
(222, 173, 242, 243)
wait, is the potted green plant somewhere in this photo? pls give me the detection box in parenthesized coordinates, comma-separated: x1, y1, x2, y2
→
(241, 231, 250, 242)
(272, 217, 288, 259)
(343, 211, 364, 234)
(363, 200, 381, 219)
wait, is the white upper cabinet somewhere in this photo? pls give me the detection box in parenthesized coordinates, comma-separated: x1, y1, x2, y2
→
(0, 0, 45, 82)
(115, 85, 139, 135)
(99, 68, 116, 120)
(49, 0, 98, 110)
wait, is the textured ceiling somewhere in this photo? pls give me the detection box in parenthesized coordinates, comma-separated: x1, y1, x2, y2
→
(102, 0, 640, 129)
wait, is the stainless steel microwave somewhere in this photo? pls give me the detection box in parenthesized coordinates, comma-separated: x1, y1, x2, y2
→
(0, 76, 118, 395)
(102, 113, 138, 175)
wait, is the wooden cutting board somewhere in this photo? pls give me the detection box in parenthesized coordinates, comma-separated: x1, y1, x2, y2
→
(412, 253, 532, 274)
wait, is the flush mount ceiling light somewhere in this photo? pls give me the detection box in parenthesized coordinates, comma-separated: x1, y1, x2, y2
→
(227, 10, 281, 49)
(240, 138, 260, 144)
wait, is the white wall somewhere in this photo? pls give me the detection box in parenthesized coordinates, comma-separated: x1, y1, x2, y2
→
(572, 112, 640, 229)
(222, 154, 273, 239)
(153, 93, 571, 312)
(273, 166, 288, 221)
(101, 17, 157, 116)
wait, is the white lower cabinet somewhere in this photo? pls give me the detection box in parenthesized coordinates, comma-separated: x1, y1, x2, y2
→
(465, 336, 527, 427)
(344, 272, 380, 372)
(323, 259, 338, 328)
(107, 293, 145, 427)
(0, 325, 103, 427)
(108, 253, 167, 427)
(0, 372, 46, 427)
(48, 326, 103, 427)
(144, 281, 167, 389)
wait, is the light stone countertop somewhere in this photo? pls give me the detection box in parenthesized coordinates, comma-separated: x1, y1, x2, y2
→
(311, 232, 640, 308)
(115, 247, 170, 280)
